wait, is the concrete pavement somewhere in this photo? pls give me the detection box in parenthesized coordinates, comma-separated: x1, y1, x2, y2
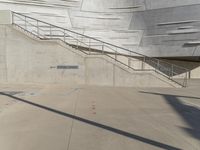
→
(0, 84, 200, 150)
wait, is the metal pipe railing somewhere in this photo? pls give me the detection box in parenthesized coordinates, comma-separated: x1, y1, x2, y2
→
(11, 11, 189, 87)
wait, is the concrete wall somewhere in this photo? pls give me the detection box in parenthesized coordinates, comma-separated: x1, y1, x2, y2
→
(129, 4, 200, 57)
(84, 56, 174, 87)
(2, 1, 200, 58)
(0, 10, 12, 24)
(0, 25, 86, 85)
(0, 24, 175, 87)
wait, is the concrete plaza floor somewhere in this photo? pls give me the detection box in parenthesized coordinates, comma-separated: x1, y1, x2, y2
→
(0, 84, 200, 150)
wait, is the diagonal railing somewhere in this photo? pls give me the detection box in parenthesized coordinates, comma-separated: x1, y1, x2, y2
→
(11, 11, 189, 87)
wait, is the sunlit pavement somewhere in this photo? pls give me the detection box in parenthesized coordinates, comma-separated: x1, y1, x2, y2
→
(0, 84, 200, 150)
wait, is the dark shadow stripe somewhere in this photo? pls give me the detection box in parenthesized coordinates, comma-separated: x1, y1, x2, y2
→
(0, 92, 181, 150)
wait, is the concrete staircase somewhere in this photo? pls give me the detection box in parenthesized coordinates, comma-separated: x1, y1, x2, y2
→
(0, 11, 189, 87)
(8, 24, 181, 88)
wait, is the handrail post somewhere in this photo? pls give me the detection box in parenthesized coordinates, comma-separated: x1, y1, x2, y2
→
(25, 16, 27, 30)
(64, 30, 66, 42)
(102, 43, 104, 54)
(186, 71, 188, 87)
(89, 38, 91, 55)
(157, 59, 160, 71)
(128, 57, 131, 68)
(115, 47, 118, 61)
(184, 73, 187, 87)
(12, 12, 14, 24)
(50, 25, 52, 39)
(76, 34, 79, 49)
(143, 56, 146, 62)
(37, 20, 39, 37)
(142, 56, 146, 70)
(185, 70, 189, 87)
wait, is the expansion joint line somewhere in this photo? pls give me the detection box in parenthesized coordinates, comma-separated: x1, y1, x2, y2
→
(66, 88, 80, 150)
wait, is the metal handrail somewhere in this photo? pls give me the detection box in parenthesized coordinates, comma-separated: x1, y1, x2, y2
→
(11, 11, 189, 87)
(12, 12, 148, 56)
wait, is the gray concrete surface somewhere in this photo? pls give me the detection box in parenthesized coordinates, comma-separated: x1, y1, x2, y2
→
(0, 84, 200, 150)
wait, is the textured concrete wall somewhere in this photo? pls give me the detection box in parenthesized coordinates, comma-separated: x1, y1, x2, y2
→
(130, 4, 200, 57)
(1, 1, 200, 58)
(0, 24, 176, 87)
(145, 0, 200, 9)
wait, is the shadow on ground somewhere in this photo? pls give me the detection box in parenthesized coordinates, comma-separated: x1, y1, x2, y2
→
(0, 92, 181, 150)
(140, 91, 200, 141)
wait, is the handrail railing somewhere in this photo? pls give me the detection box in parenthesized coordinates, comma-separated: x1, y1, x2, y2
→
(11, 11, 189, 87)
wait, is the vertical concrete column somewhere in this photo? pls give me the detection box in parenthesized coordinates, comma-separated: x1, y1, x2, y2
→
(0, 10, 12, 25)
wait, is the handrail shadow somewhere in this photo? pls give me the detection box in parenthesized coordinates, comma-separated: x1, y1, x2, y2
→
(140, 91, 200, 140)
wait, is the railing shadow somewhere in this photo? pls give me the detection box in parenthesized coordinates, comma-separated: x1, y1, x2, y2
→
(0, 92, 181, 150)
(140, 91, 200, 140)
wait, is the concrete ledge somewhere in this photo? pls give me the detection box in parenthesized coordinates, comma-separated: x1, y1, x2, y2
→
(0, 10, 12, 25)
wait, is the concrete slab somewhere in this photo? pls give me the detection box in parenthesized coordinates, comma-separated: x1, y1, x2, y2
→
(0, 84, 200, 150)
